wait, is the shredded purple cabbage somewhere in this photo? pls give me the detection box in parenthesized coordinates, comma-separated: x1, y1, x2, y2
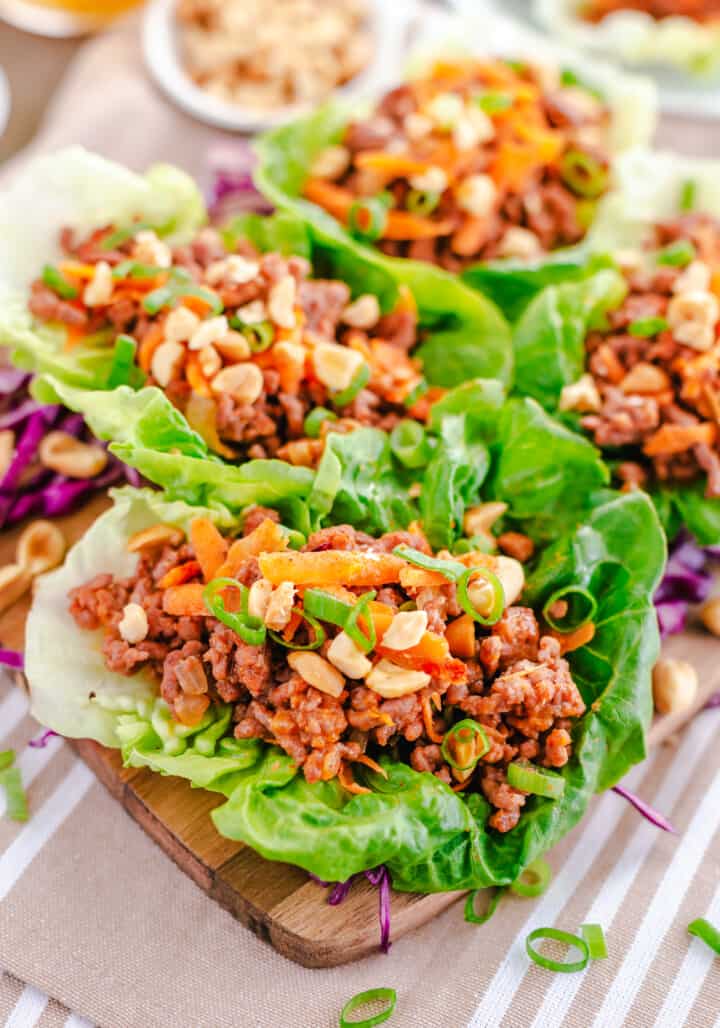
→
(0, 648, 24, 670)
(654, 531, 719, 637)
(612, 784, 677, 833)
(28, 729, 58, 749)
(0, 368, 135, 529)
(310, 865, 392, 953)
(206, 141, 273, 223)
(704, 691, 720, 710)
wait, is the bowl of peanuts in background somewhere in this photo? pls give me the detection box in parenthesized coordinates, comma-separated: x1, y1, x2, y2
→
(142, 0, 420, 132)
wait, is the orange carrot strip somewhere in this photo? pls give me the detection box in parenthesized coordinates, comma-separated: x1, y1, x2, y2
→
(353, 754, 388, 779)
(303, 178, 354, 222)
(258, 550, 405, 588)
(549, 621, 596, 654)
(180, 294, 215, 317)
(338, 764, 371, 795)
(643, 422, 716, 457)
(216, 520, 287, 578)
(157, 560, 202, 590)
(64, 324, 87, 351)
(163, 583, 207, 617)
(421, 694, 445, 744)
(354, 151, 439, 178)
(445, 613, 476, 659)
(138, 323, 166, 373)
(189, 517, 228, 582)
(58, 261, 96, 280)
(303, 177, 453, 240)
(596, 344, 626, 385)
(185, 353, 212, 398)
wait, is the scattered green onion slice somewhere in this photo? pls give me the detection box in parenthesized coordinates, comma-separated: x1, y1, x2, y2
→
(656, 239, 696, 267)
(511, 857, 552, 898)
(0, 750, 14, 772)
(348, 195, 391, 243)
(393, 545, 464, 581)
(581, 923, 608, 959)
(440, 719, 490, 772)
(143, 268, 223, 315)
(680, 179, 697, 213)
(339, 987, 397, 1028)
(112, 260, 161, 281)
(474, 90, 513, 113)
(508, 762, 566, 799)
(344, 590, 378, 653)
(406, 189, 441, 216)
(389, 419, 431, 469)
(269, 608, 326, 651)
(464, 887, 506, 925)
(203, 578, 267, 646)
(101, 220, 155, 250)
(181, 284, 224, 315)
(576, 199, 597, 231)
(505, 59, 527, 73)
(331, 362, 370, 408)
(42, 264, 78, 300)
(280, 526, 306, 550)
(688, 917, 720, 955)
(526, 927, 589, 973)
(304, 588, 377, 653)
(107, 334, 138, 389)
(403, 378, 428, 408)
(456, 566, 505, 626)
(559, 68, 604, 100)
(628, 316, 668, 338)
(0, 767, 28, 822)
(304, 406, 337, 438)
(143, 285, 175, 315)
(229, 317, 275, 352)
(542, 586, 597, 633)
(560, 150, 609, 199)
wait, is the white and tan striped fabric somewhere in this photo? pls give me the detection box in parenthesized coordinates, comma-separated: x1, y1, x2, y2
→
(1, 670, 719, 1028)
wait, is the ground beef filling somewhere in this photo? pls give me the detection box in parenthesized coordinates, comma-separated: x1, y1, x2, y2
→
(68, 515, 586, 833)
(574, 215, 720, 498)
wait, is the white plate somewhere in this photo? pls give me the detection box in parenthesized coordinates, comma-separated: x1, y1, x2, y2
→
(142, 0, 420, 133)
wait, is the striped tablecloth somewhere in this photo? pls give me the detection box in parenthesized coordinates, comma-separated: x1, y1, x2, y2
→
(1, 670, 719, 1028)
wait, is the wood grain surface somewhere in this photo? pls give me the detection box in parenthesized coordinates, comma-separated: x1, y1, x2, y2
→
(0, 501, 717, 967)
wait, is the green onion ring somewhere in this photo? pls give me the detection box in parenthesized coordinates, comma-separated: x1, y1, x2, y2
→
(112, 260, 161, 281)
(389, 419, 431, 469)
(331, 363, 371, 408)
(41, 264, 78, 300)
(680, 179, 697, 213)
(507, 762, 566, 799)
(106, 334, 138, 389)
(474, 90, 513, 113)
(560, 150, 609, 200)
(304, 406, 337, 438)
(348, 195, 390, 243)
(229, 317, 275, 352)
(269, 608, 326, 651)
(203, 578, 267, 646)
(656, 239, 696, 267)
(464, 887, 506, 925)
(456, 566, 505, 626)
(143, 285, 175, 315)
(392, 545, 465, 581)
(510, 857, 552, 898)
(403, 378, 428, 408)
(628, 316, 668, 338)
(339, 987, 397, 1028)
(344, 590, 378, 653)
(542, 586, 597, 633)
(440, 719, 490, 772)
(303, 587, 377, 653)
(581, 923, 608, 959)
(688, 917, 720, 955)
(101, 220, 155, 250)
(526, 927, 589, 973)
(406, 189, 441, 217)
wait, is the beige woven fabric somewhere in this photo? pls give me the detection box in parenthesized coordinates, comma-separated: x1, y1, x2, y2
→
(1, 12, 720, 1028)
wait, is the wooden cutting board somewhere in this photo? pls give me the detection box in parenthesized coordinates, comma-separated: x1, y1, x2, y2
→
(0, 501, 718, 968)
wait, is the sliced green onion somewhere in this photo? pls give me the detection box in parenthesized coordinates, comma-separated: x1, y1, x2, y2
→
(560, 150, 609, 200)
(344, 590, 378, 653)
(101, 220, 155, 250)
(181, 284, 224, 315)
(0, 766, 28, 822)
(389, 420, 431, 469)
(229, 317, 275, 352)
(505, 59, 527, 73)
(474, 90, 513, 113)
(112, 260, 162, 281)
(280, 526, 306, 550)
(304, 406, 337, 438)
(457, 566, 505, 626)
(581, 923, 608, 959)
(559, 68, 604, 100)
(304, 588, 377, 653)
(331, 362, 370, 408)
(656, 239, 696, 267)
(688, 917, 720, 955)
(526, 927, 589, 973)
(464, 887, 506, 925)
(406, 189, 441, 217)
(143, 268, 223, 316)
(42, 264, 78, 300)
(348, 195, 391, 243)
(680, 179, 697, 213)
(511, 857, 552, 898)
(339, 987, 397, 1028)
(392, 544, 464, 581)
(628, 316, 668, 338)
(203, 578, 267, 646)
(0, 750, 14, 773)
(453, 534, 496, 556)
(440, 719, 489, 772)
(542, 586, 597, 633)
(106, 334, 138, 389)
(403, 378, 428, 409)
(508, 762, 566, 799)
(575, 199, 597, 231)
(143, 284, 175, 314)
(269, 608, 326, 651)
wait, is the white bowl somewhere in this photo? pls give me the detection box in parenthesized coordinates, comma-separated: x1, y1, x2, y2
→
(142, 0, 420, 133)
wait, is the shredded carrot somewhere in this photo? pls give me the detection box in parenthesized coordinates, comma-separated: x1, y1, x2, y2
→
(353, 754, 388, 778)
(398, 566, 449, 590)
(180, 294, 215, 317)
(258, 549, 405, 588)
(303, 178, 355, 222)
(138, 323, 166, 373)
(64, 324, 87, 351)
(303, 177, 453, 240)
(451, 778, 471, 792)
(189, 517, 228, 582)
(596, 344, 626, 385)
(354, 151, 439, 179)
(338, 763, 371, 795)
(185, 353, 212, 398)
(162, 583, 207, 617)
(445, 613, 476, 659)
(216, 519, 287, 578)
(157, 560, 202, 590)
(643, 422, 716, 457)
(550, 621, 596, 654)
(421, 694, 445, 744)
(273, 340, 306, 393)
(282, 610, 303, 643)
(58, 261, 96, 280)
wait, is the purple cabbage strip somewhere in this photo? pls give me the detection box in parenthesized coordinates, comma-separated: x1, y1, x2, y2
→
(1, 410, 54, 492)
(28, 729, 58, 749)
(612, 784, 677, 833)
(310, 865, 392, 953)
(704, 692, 720, 710)
(654, 531, 719, 638)
(206, 140, 273, 222)
(0, 648, 24, 671)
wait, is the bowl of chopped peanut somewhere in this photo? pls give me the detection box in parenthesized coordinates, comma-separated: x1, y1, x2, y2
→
(142, 0, 419, 132)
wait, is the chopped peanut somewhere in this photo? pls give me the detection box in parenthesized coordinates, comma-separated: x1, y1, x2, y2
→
(366, 659, 430, 698)
(39, 432, 108, 479)
(288, 651, 345, 698)
(118, 602, 149, 645)
(16, 520, 66, 577)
